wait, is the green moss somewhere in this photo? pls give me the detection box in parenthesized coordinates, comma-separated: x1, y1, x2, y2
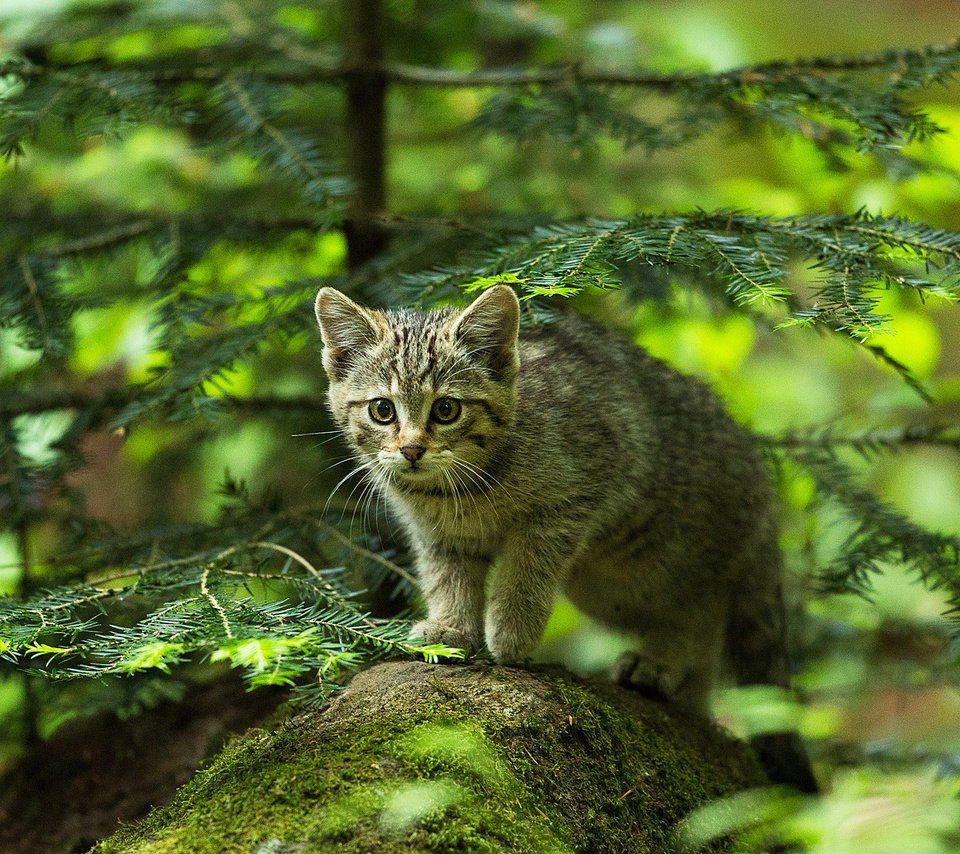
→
(93, 662, 764, 853)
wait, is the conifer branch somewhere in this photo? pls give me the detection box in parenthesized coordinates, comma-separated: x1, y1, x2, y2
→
(381, 211, 960, 339)
(4, 39, 958, 160)
(3, 5, 960, 712)
(860, 342, 934, 403)
(763, 425, 960, 455)
(4, 38, 958, 88)
(0, 504, 427, 686)
(782, 446, 960, 607)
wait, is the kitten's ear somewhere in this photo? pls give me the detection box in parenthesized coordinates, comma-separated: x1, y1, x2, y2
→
(448, 285, 520, 379)
(314, 288, 386, 380)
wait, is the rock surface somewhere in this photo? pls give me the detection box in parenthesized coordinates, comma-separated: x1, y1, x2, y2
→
(94, 661, 766, 853)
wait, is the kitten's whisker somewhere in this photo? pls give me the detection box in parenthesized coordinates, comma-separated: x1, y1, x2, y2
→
(351, 474, 382, 542)
(322, 460, 374, 521)
(368, 471, 388, 543)
(322, 472, 366, 522)
(457, 462, 502, 525)
(447, 466, 468, 531)
(319, 455, 366, 476)
(364, 469, 388, 534)
(438, 467, 457, 532)
(307, 435, 349, 450)
(342, 463, 378, 518)
(363, 469, 393, 539)
(325, 465, 367, 505)
(445, 462, 480, 524)
(447, 459, 495, 526)
(451, 456, 503, 493)
(444, 467, 461, 529)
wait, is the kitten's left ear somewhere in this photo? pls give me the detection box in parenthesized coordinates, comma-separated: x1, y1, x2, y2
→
(315, 288, 387, 380)
(448, 285, 520, 379)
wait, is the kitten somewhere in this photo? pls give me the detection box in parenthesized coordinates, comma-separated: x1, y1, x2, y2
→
(315, 284, 817, 791)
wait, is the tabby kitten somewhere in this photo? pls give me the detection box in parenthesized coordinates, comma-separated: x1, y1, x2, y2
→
(315, 285, 816, 791)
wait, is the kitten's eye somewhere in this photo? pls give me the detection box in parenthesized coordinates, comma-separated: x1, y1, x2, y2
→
(431, 397, 461, 424)
(369, 398, 396, 424)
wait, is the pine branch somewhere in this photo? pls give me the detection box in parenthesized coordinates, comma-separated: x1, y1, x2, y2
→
(763, 424, 960, 456)
(5, 39, 958, 88)
(781, 446, 960, 610)
(5, 38, 959, 161)
(385, 211, 960, 338)
(0, 504, 430, 689)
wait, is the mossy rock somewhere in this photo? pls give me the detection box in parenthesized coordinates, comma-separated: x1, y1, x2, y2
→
(93, 661, 765, 853)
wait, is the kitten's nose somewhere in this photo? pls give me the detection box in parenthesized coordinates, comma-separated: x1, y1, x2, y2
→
(400, 444, 426, 463)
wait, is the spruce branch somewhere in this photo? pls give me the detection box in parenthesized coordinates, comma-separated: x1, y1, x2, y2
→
(781, 445, 960, 610)
(5, 38, 958, 160)
(4, 38, 957, 88)
(384, 211, 960, 339)
(0, 504, 428, 688)
(763, 424, 960, 457)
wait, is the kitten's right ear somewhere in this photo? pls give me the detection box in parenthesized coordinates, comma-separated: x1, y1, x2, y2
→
(448, 285, 520, 380)
(314, 288, 386, 380)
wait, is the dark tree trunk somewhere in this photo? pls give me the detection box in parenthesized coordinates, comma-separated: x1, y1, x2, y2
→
(343, 0, 388, 269)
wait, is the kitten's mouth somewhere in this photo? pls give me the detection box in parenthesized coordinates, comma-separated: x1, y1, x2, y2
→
(387, 461, 431, 478)
(403, 463, 433, 477)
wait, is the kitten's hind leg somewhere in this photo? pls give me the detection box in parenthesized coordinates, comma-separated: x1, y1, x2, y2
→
(613, 611, 726, 712)
(613, 651, 689, 700)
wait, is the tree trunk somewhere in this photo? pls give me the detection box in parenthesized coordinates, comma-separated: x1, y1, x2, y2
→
(342, 0, 388, 268)
(92, 661, 766, 853)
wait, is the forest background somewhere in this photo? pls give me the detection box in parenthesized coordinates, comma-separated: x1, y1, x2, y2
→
(2, 0, 960, 850)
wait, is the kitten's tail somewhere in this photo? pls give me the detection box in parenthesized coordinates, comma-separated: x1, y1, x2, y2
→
(726, 549, 819, 794)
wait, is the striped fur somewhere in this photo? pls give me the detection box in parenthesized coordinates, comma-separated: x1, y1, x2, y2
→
(315, 285, 816, 790)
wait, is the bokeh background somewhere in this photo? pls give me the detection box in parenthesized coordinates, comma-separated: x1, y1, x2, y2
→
(2, 1, 960, 850)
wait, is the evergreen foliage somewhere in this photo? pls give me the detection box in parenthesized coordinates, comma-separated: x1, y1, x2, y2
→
(1, 0, 959, 782)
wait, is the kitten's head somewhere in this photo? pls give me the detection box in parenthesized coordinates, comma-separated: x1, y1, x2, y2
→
(314, 285, 520, 493)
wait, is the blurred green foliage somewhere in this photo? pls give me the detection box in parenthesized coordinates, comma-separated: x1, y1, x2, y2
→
(2, 1, 960, 850)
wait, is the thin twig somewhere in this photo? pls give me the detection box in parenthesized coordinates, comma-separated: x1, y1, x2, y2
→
(200, 565, 234, 639)
(17, 255, 49, 351)
(43, 220, 157, 256)
(305, 516, 417, 585)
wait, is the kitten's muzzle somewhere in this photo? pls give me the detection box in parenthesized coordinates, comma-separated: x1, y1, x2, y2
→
(400, 444, 427, 463)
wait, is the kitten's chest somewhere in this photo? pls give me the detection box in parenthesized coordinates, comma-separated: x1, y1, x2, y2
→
(387, 487, 501, 543)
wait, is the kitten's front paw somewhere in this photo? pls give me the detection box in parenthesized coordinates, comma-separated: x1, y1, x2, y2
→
(485, 608, 541, 665)
(408, 619, 478, 656)
(485, 629, 535, 666)
(613, 651, 685, 700)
